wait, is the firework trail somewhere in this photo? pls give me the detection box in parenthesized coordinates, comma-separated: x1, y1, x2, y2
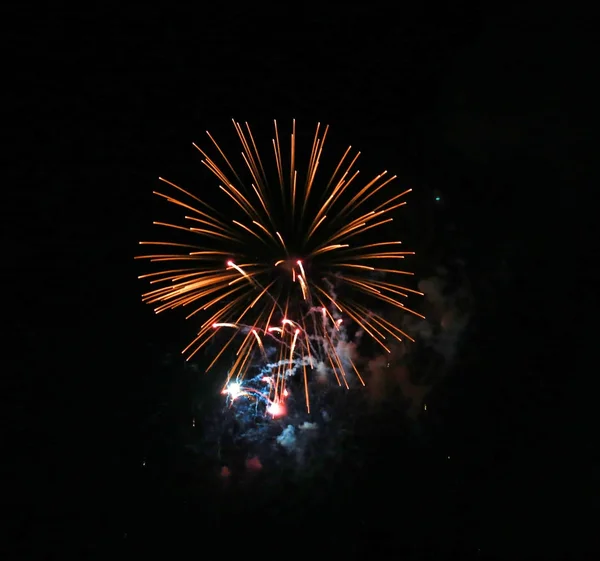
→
(137, 120, 424, 416)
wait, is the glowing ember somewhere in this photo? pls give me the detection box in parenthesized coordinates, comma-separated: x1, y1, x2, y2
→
(225, 382, 242, 400)
(267, 401, 285, 417)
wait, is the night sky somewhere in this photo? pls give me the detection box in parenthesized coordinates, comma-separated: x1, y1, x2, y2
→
(6, 5, 594, 560)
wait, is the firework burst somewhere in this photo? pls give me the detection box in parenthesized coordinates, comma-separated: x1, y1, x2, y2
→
(137, 120, 424, 415)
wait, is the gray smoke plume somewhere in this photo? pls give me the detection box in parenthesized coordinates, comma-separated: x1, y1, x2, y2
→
(366, 262, 472, 416)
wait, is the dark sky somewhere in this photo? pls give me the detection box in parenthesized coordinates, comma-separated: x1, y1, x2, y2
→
(6, 5, 594, 559)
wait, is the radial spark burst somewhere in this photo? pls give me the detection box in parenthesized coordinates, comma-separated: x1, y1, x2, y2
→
(137, 120, 424, 414)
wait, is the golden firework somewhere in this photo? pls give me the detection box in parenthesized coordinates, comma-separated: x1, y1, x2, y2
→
(137, 120, 424, 413)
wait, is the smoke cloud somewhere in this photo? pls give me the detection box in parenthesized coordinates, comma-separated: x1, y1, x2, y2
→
(366, 262, 472, 416)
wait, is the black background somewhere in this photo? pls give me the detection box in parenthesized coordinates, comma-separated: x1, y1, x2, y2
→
(5, 4, 594, 559)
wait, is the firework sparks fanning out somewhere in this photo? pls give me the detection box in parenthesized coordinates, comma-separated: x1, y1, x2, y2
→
(137, 120, 424, 416)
